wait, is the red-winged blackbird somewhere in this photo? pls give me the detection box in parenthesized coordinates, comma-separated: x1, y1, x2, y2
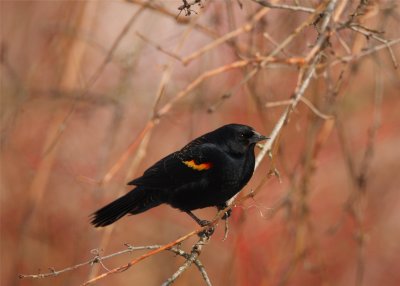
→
(91, 124, 268, 229)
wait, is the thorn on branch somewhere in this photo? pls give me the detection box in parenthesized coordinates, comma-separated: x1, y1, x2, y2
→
(268, 167, 282, 182)
(178, 0, 203, 17)
(207, 93, 231, 113)
(312, 12, 325, 30)
(222, 216, 230, 241)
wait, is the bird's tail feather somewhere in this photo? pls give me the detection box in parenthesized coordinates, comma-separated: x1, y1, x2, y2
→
(91, 187, 161, 227)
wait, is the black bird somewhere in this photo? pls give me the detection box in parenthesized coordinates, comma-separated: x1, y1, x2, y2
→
(91, 124, 268, 230)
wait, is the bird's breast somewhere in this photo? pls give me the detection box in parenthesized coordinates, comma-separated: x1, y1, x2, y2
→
(218, 152, 255, 194)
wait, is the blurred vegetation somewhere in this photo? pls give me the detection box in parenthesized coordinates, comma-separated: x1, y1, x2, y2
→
(1, 1, 400, 285)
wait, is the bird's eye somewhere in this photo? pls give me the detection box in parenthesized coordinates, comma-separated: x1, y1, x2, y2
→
(240, 132, 251, 140)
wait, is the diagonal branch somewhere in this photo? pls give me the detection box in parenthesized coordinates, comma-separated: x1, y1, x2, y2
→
(251, 0, 315, 13)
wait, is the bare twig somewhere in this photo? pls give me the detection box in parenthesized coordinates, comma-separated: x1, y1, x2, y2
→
(251, 0, 315, 13)
(136, 31, 182, 61)
(19, 242, 209, 280)
(125, 0, 218, 37)
(81, 225, 210, 285)
(181, 8, 271, 65)
(177, 0, 203, 17)
(162, 236, 210, 286)
(265, 97, 334, 120)
(331, 38, 400, 66)
(348, 24, 398, 68)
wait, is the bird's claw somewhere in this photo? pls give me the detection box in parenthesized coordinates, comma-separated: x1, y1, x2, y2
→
(198, 220, 214, 237)
(198, 219, 210, 227)
(221, 209, 232, 220)
(199, 227, 214, 237)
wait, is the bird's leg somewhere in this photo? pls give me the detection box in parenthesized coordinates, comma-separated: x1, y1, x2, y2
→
(185, 210, 210, 226)
(217, 204, 231, 240)
(185, 211, 214, 237)
(217, 203, 232, 220)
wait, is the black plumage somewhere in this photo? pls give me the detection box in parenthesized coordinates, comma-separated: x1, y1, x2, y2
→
(91, 124, 268, 228)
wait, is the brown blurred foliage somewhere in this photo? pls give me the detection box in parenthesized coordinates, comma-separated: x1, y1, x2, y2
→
(1, 1, 400, 285)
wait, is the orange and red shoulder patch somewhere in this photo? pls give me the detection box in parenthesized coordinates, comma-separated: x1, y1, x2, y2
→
(182, 160, 212, 171)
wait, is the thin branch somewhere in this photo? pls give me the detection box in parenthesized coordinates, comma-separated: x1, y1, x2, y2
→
(265, 97, 334, 120)
(162, 236, 210, 286)
(125, 0, 219, 38)
(331, 38, 400, 66)
(136, 31, 183, 61)
(19, 245, 162, 279)
(82, 226, 209, 285)
(251, 0, 315, 13)
(19, 243, 209, 280)
(299, 96, 335, 121)
(177, 0, 203, 17)
(181, 8, 270, 65)
(348, 24, 398, 68)
(208, 68, 258, 113)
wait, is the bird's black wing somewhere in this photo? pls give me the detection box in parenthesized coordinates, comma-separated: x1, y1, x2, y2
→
(127, 143, 220, 190)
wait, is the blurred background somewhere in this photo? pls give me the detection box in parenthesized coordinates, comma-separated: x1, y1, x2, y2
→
(1, 1, 400, 285)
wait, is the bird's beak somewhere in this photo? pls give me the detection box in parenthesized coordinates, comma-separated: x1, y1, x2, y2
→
(250, 131, 270, 143)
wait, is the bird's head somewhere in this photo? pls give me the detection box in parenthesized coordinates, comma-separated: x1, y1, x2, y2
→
(213, 124, 269, 155)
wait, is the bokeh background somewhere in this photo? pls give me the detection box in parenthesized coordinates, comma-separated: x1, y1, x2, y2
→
(1, 1, 400, 285)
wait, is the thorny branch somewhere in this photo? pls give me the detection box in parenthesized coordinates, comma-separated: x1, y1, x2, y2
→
(177, 0, 203, 17)
(17, 0, 400, 285)
(161, 236, 211, 286)
(19, 239, 211, 285)
(250, 0, 315, 13)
